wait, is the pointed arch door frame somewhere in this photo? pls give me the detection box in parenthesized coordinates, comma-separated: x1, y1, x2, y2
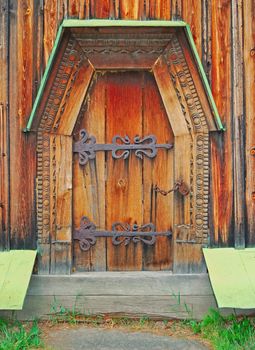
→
(25, 21, 223, 274)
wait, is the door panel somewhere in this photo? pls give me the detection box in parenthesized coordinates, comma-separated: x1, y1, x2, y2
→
(142, 73, 174, 270)
(106, 72, 144, 271)
(73, 70, 174, 271)
(73, 76, 106, 271)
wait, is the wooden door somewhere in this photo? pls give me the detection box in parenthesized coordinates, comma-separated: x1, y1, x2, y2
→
(73, 70, 174, 271)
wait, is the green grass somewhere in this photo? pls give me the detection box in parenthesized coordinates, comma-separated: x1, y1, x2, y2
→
(0, 319, 43, 350)
(187, 309, 255, 350)
(1, 308, 255, 350)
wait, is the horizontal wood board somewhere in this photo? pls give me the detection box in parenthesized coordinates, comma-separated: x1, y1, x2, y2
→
(1, 274, 255, 320)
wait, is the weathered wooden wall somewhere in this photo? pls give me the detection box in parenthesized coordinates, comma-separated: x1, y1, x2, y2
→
(0, 0, 254, 253)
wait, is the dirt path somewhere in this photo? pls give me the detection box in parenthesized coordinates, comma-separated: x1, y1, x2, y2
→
(40, 319, 212, 350)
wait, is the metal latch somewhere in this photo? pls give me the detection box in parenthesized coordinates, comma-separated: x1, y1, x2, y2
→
(153, 179, 190, 196)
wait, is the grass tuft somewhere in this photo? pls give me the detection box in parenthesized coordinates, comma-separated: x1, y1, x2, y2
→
(188, 309, 255, 350)
(0, 318, 43, 350)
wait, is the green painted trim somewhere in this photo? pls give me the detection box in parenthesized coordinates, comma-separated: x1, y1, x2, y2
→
(62, 19, 187, 28)
(25, 19, 224, 132)
(0, 250, 37, 310)
(184, 25, 225, 131)
(24, 23, 64, 132)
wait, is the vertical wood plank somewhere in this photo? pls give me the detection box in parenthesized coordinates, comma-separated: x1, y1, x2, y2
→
(92, 0, 111, 18)
(50, 135, 72, 274)
(5, 0, 254, 272)
(78, 1, 86, 18)
(210, 0, 233, 246)
(231, 0, 245, 248)
(9, 0, 37, 249)
(68, 0, 80, 17)
(44, 0, 58, 65)
(113, 0, 120, 18)
(0, 0, 9, 250)
(149, 0, 171, 19)
(53, 135, 73, 243)
(153, 56, 189, 137)
(244, 0, 255, 245)
(33, 0, 44, 98)
(57, 0, 68, 20)
(119, 0, 140, 19)
(106, 72, 143, 271)
(183, 0, 202, 58)
(53, 60, 94, 136)
(171, 0, 182, 19)
(202, 0, 212, 83)
(73, 75, 106, 271)
(142, 72, 174, 270)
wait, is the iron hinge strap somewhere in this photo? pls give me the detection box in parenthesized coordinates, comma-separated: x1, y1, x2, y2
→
(73, 217, 172, 251)
(73, 129, 173, 165)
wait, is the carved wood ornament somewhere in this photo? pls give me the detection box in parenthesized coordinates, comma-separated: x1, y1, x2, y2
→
(33, 25, 217, 274)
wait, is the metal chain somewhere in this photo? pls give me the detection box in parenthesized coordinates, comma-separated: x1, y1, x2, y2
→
(153, 180, 189, 196)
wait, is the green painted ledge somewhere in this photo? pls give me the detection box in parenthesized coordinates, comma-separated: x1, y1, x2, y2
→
(203, 248, 255, 309)
(24, 19, 224, 132)
(0, 250, 36, 310)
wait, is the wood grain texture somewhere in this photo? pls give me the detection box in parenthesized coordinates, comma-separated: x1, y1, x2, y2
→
(2, 274, 255, 320)
(178, 31, 217, 132)
(9, 0, 36, 249)
(244, 0, 255, 246)
(32, 0, 44, 99)
(153, 56, 189, 136)
(4, 293, 255, 320)
(92, 0, 112, 18)
(73, 71, 175, 271)
(148, 0, 171, 20)
(2, 0, 255, 271)
(171, 0, 182, 20)
(202, 0, 212, 83)
(53, 59, 94, 135)
(44, 0, 58, 65)
(27, 273, 214, 296)
(210, 0, 234, 246)
(119, 0, 140, 19)
(142, 72, 174, 270)
(52, 135, 72, 243)
(106, 72, 143, 271)
(68, 0, 80, 17)
(0, 0, 9, 250)
(73, 75, 107, 271)
(231, 0, 245, 248)
(50, 135, 73, 272)
(182, 0, 202, 58)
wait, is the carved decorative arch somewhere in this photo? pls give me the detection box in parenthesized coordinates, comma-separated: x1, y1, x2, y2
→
(28, 22, 222, 274)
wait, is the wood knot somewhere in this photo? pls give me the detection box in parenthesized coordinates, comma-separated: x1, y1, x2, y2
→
(250, 48, 255, 57)
(250, 147, 255, 156)
(117, 178, 127, 189)
(25, 7, 31, 15)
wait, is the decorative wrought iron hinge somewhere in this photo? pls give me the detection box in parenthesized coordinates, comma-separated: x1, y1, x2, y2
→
(153, 179, 190, 196)
(73, 216, 172, 251)
(73, 129, 174, 165)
